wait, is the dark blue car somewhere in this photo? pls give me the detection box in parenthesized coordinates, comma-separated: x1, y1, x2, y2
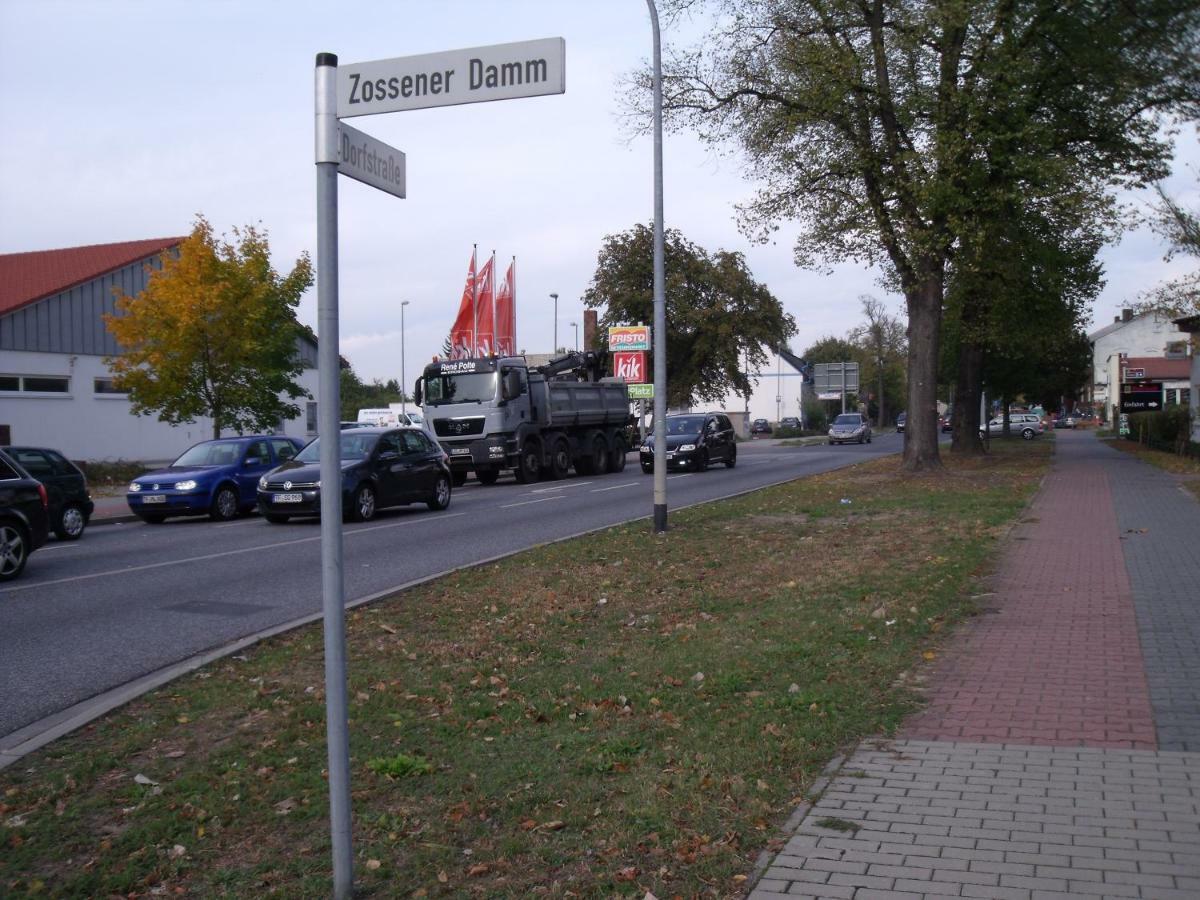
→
(126, 436, 306, 524)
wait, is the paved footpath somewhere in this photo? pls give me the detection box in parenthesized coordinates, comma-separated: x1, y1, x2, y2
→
(751, 431, 1200, 900)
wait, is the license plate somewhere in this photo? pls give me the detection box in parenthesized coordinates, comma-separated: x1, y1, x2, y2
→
(274, 493, 303, 503)
(142, 494, 166, 504)
(666, 452, 675, 460)
(450, 448, 471, 456)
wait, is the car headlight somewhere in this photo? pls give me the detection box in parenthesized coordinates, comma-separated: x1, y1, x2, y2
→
(128, 482, 141, 492)
(678, 443, 696, 451)
(258, 476, 268, 490)
(174, 480, 197, 491)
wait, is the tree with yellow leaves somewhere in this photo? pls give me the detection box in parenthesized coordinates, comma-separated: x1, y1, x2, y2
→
(105, 216, 314, 439)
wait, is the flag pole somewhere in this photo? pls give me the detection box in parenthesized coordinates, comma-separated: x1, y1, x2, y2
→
(511, 256, 517, 356)
(490, 250, 497, 356)
(471, 244, 478, 357)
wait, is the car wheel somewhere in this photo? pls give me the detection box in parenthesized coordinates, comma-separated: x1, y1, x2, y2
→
(427, 474, 452, 511)
(640, 462, 653, 474)
(476, 468, 500, 485)
(139, 514, 166, 524)
(210, 486, 240, 521)
(347, 483, 376, 522)
(1022, 427, 1035, 441)
(265, 513, 290, 524)
(549, 437, 571, 480)
(608, 436, 627, 473)
(695, 450, 709, 472)
(0, 523, 30, 581)
(725, 446, 737, 468)
(451, 470, 468, 487)
(514, 440, 542, 484)
(55, 502, 87, 540)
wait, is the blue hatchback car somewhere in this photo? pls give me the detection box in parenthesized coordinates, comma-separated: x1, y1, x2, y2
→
(126, 435, 306, 523)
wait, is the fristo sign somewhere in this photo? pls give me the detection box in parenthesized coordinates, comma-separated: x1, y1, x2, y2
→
(608, 325, 651, 351)
(337, 38, 565, 116)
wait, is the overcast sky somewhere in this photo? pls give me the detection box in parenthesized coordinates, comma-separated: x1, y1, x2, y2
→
(2, 1, 1196, 419)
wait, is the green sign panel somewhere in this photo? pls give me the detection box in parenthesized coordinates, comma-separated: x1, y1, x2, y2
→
(627, 383, 654, 399)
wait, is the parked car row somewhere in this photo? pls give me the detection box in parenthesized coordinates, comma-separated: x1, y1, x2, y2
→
(127, 429, 453, 525)
(0, 448, 50, 581)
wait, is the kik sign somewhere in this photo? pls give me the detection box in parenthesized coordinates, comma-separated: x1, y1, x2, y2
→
(614, 351, 647, 383)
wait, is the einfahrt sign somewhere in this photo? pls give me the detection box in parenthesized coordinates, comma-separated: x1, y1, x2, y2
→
(337, 38, 565, 117)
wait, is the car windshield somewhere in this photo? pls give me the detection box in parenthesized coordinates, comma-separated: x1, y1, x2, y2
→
(423, 372, 497, 406)
(833, 415, 862, 426)
(296, 432, 380, 463)
(172, 441, 245, 467)
(667, 416, 706, 435)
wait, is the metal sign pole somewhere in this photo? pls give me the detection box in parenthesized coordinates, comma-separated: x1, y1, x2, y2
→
(647, 0, 668, 533)
(314, 52, 353, 900)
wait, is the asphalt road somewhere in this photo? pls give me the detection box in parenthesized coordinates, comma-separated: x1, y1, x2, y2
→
(0, 434, 902, 740)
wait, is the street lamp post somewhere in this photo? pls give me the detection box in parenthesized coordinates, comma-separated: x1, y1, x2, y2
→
(550, 292, 559, 352)
(400, 300, 410, 415)
(571, 321, 579, 351)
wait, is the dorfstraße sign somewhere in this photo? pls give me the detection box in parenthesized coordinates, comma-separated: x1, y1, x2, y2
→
(337, 38, 565, 117)
(337, 122, 405, 198)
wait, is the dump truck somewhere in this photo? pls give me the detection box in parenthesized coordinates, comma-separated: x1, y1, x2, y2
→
(415, 351, 630, 485)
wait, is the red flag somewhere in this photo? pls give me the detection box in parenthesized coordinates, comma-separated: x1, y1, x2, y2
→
(474, 256, 495, 355)
(495, 260, 515, 356)
(448, 250, 476, 358)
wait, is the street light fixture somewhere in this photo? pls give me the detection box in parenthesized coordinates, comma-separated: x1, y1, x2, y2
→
(550, 292, 559, 352)
(570, 321, 579, 351)
(400, 300, 410, 415)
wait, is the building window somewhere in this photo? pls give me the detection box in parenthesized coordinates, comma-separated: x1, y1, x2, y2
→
(0, 375, 70, 393)
(93, 377, 128, 394)
(306, 401, 318, 434)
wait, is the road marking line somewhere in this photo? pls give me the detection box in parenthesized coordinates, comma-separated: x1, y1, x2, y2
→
(34, 543, 79, 552)
(667, 473, 693, 480)
(2, 513, 467, 593)
(590, 481, 641, 492)
(500, 496, 568, 509)
(529, 481, 595, 494)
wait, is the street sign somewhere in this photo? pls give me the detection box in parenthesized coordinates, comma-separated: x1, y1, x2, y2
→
(337, 122, 406, 198)
(608, 324, 651, 351)
(813, 361, 859, 393)
(1120, 382, 1163, 414)
(628, 383, 654, 399)
(1124, 367, 1146, 380)
(817, 392, 842, 401)
(614, 351, 647, 383)
(338, 38, 565, 117)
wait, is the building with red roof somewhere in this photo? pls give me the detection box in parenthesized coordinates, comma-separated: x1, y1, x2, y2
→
(1, 238, 319, 461)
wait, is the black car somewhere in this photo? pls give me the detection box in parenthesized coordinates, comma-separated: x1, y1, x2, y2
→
(779, 416, 802, 432)
(640, 413, 737, 473)
(3, 446, 95, 540)
(0, 448, 50, 581)
(258, 426, 452, 523)
(896, 412, 906, 433)
(750, 418, 772, 435)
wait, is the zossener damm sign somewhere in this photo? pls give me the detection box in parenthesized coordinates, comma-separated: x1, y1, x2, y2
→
(337, 38, 565, 117)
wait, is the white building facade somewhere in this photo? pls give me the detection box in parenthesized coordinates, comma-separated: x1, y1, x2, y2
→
(1089, 308, 1188, 421)
(1, 239, 320, 463)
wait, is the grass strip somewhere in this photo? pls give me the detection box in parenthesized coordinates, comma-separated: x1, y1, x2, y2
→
(1, 442, 1050, 898)
(1107, 437, 1200, 501)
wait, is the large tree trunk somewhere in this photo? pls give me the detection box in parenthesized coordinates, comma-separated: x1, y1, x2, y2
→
(952, 338, 985, 455)
(902, 269, 944, 472)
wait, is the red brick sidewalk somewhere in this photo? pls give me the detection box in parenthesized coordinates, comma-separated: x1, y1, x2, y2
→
(900, 449, 1157, 748)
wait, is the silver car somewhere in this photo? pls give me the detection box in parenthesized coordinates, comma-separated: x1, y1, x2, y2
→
(828, 413, 872, 445)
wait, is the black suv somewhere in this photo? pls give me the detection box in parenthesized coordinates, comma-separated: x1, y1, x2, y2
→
(3, 446, 95, 540)
(750, 418, 772, 435)
(640, 413, 737, 473)
(0, 448, 50, 580)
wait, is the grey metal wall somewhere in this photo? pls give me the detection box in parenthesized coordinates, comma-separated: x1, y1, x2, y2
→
(0, 255, 162, 356)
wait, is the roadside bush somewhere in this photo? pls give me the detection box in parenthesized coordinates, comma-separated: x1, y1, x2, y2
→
(1129, 407, 1199, 459)
(803, 402, 828, 432)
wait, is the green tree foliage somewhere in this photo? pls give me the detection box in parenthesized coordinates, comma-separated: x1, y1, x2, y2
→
(105, 216, 313, 439)
(583, 223, 795, 408)
(339, 365, 406, 421)
(850, 296, 907, 427)
(644, 0, 1200, 471)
